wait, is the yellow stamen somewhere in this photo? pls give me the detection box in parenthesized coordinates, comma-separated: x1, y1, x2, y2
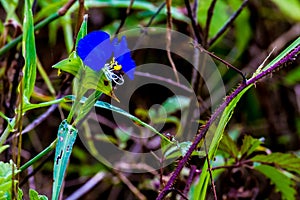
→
(110, 57, 122, 71)
(113, 64, 122, 71)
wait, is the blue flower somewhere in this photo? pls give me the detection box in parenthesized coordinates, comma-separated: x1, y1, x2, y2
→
(77, 31, 136, 80)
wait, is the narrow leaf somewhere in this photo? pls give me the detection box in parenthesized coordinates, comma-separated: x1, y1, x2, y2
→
(52, 120, 78, 200)
(64, 95, 171, 143)
(22, 0, 37, 101)
(75, 14, 88, 47)
(93, 100, 169, 142)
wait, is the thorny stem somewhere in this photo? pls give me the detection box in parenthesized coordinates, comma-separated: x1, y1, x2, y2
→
(156, 44, 300, 200)
(181, 165, 196, 200)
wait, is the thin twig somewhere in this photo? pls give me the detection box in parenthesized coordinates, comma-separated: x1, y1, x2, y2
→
(204, 0, 217, 47)
(184, 0, 202, 43)
(7, 104, 58, 142)
(204, 140, 217, 200)
(181, 165, 196, 200)
(117, 172, 147, 200)
(135, 71, 192, 93)
(166, 0, 180, 83)
(133, 2, 166, 50)
(145, 2, 166, 28)
(209, 0, 249, 46)
(20, 152, 53, 187)
(156, 43, 300, 200)
(195, 44, 246, 83)
(115, 0, 135, 35)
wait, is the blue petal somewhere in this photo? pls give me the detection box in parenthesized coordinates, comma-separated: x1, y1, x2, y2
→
(77, 31, 113, 71)
(113, 36, 136, 79)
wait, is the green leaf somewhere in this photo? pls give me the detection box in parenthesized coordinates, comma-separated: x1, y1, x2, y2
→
(29, 189, 48, 200)
(52, 120, 78, 200)
(0, 161, 21, 200)
(52, 52, 116, 99)
(75, 14, 88, 47)
(251, 152, 300, 175)
(254, 164, 296, 200)
(219, 133, 239, 158)
(240, 135, 263, 158)
(52, 52, 82, 78)
(269, 0, 300, 21)
(22, 0, 37, 101)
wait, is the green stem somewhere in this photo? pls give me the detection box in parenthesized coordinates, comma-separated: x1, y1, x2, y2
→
(0, 13, 60, 57)
(19, 139, 57, 172)
(66, 69, 87, 124)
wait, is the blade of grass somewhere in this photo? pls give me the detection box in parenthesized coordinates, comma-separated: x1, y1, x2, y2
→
(22, 0, 37, 101)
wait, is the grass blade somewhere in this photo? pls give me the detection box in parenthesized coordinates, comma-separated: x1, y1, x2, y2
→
(22, 0, 37, 101)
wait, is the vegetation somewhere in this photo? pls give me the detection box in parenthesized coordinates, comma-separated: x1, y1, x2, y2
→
(0, 0, 299, 199)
